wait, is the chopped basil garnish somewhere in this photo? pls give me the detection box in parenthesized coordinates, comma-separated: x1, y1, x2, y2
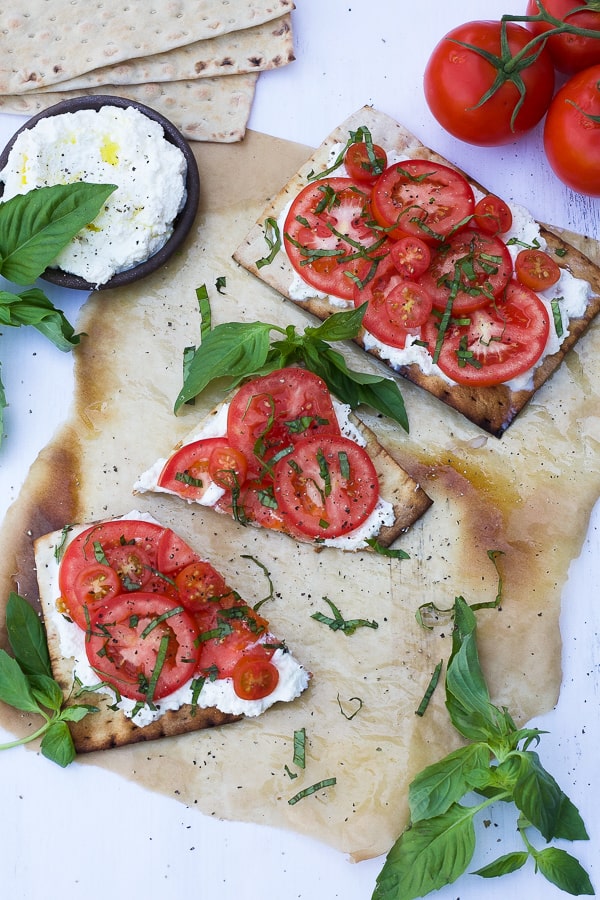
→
(288, 778, 337, 806)
(311, 596, 378, 635)
(256, 216, 282, 268)
(415, 661, 443, 717)
(293, 727, 306, 769)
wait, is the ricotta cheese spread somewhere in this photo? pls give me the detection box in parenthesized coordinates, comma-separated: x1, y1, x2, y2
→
(134, 398, 396, 551)
(0, 105, 188, 286)
(35, 511, 310, 727)
(283, 144, 593, 392)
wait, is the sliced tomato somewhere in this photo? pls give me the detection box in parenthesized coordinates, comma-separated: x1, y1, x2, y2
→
(232, 654, 280, 701)
(174, 560, 232, 616)
(515, 249, 561, 292)
(87, 593, 200, 702)
(422, 280, 550, 386)
(354, 253, 429, 348)
(104, 542, 153, 592)
(71, 564, 121, 626)
(59, 519, 165, 628)
(196, 603, 271, 679)
(208, 444, 248, 491)
(283, 177, 385, 300)
(156, 528, 200, 575)
(389, 236, 431, 280)
(418, 229, 513, 315)
(227, 367, 340, 477)
(273, 434, 379, 539)
(344, 141, 388, 183)
(371, 159, 475, 243)
(473, 195, 513, 235)
(157, 437, 230, 501)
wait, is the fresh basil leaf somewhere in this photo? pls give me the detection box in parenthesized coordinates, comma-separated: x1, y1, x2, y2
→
(6, 591, 52, 678)
(364, 537, 410, 559)
(473, 851, 529, 878)
(0, 182, 117, 284)
(409, 743, 490, 822)
(0, 288, 80, 351)
(29, 673, 64, 712)
(60, 704, 99, 722)
(535, 846, 595, 895)
(0, 649, 42, 714)
(0, 364, 5, 445)
(373, 803, 478, 900)
(174, 321, 275, 411)
(511, 750, 568, 842)
(305, 303, 367, 342)
(553, 792, 590, 842)
(39, 719, 76, 768)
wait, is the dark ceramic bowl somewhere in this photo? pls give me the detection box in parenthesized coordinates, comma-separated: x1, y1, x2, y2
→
(0, 94, 200, 291)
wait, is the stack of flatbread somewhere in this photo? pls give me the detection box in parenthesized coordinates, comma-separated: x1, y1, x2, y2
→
(0, 1, 296, 141)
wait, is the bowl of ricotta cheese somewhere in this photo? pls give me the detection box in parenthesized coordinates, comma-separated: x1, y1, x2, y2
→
(0, 95, 200, 290)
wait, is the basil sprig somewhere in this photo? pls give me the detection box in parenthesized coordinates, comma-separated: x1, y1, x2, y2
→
(372, 596, 593, 899)
(0, 181, 117, 445)
(0, 592, 97, 767)
(175, 293, 409, 432)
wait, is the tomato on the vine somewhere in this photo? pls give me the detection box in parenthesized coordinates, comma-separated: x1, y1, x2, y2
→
(526, 0, 600, 74)
(424, 20, 555, 145)
(543, 65, 600, 196)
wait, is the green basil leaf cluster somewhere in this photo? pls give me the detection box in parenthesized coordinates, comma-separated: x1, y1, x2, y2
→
(174, 296, 408, 432)
(372, 597, 594, 900)
(0, 592, 97, 767)
(0, 181, 117, 446)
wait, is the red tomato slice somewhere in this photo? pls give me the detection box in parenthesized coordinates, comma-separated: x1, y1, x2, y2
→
(156, 528, 200, 575)
(283, 177, 385, 300)
(232, 653, 280, 701)
(354, 253, 429, 348)
(208, 444, 248, 490)
(422, 280, 550, 386)
(389, 236, 431, 279)
(226, 368, 341, 477)
(71, 564, 121, 626)
(59, 519, 165, 628)
(157, 437, 230, 501)
(515, 249, 561, 292)
(371, 159, 475, 243)
(344, 141, 388, 183)
(418, 229, 513, 315)
(473, 195, 513, 235)
(196, 603, 271, 679)
(87, 593, 200, 702)
(104, 543, 153, 591)
(174, 560, 232, 615)
(273, 434, 379, 539)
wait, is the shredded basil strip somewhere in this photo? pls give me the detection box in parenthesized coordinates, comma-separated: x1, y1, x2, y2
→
(364, 538, 410, 559)
(54, 524, 74, 562)
(93, 541, 109, 565)
(288, 778, 337, 805)
(190, 676, 205, 714)
(293, 727, 306, 769)
(241, 554, 275, 611)
(144, 634, 170, 705)
(337, 693, 363, 720)
(551, 297, 564, 337)
(256, 216, 282, 268)
(140, 606, 185, 640)
(175, 470, 204, 488)
(311, 596, 378, 635)
(415, 661, 443, 717)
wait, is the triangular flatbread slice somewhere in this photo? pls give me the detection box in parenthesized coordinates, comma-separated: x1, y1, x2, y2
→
(233, 107, 600, 435)
(134, 366, 432, 551)
(34, 511, 310, 753)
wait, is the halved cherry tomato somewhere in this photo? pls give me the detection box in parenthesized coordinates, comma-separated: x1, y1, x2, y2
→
(196, 604, 271, 678)
(208, 444, 248, 491)
(157, 437, 230, 501)
(354, 254, 430, 348)
(515, 249, 561, 291)
(232, 654, 280, 701)
(59, 519, 165, 628)
(389, 236, 431, 279)
(371, 159, 475, 243)
(175, 560, 232, 615)
(104, 543, 153, 591)
(283, 177, 385, 300)
(273, 434, 378, 539)
(422, 280, 550, 386)
(472, 195, 513, 235)
(87, 593, 200, 702)
(344, 141, 388, 183)
(227, 368, 340, 477)
(71, 564, 121, 626)
(418, 229, 513, 315)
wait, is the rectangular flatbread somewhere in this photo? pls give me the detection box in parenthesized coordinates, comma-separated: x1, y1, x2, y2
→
(233, 106, 600, 434)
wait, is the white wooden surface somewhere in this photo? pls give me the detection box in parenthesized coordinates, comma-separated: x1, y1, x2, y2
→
(1, 2, 599, 898)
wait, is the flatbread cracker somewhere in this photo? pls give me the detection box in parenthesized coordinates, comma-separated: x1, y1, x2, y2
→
(233, 106, 600, 433)
(0, 76, 259, 142)
(1, 129, 600, 861)
(27, 16, 294, 91)
(0, 0, 295, 94)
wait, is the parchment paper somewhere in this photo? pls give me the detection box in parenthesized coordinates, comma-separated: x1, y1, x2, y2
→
(1, 129, 599, 860)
